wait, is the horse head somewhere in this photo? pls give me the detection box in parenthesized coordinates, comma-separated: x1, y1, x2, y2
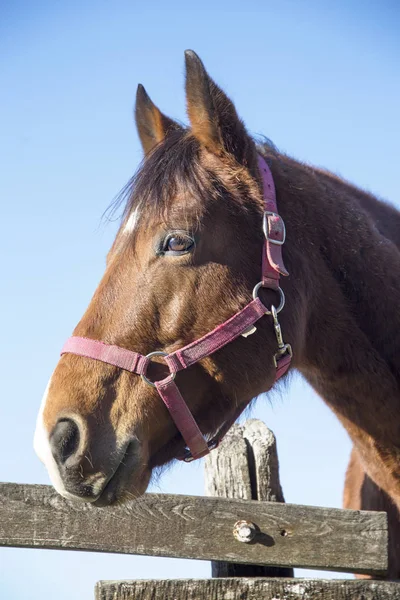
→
(34, 51, 296, 505)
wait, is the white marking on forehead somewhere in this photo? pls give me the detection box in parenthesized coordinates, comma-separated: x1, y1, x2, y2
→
(33, 377, 91, 503)
(123, 206, 141, 235)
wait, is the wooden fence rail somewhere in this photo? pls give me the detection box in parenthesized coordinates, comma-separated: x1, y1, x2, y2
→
(0, 481, 387, 575)
(95, 578, 400, 600)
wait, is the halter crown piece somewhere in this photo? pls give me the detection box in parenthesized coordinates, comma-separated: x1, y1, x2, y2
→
(61, 155, 292, 462)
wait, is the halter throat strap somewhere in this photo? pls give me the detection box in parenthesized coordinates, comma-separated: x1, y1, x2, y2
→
(61, 155, 291, 462)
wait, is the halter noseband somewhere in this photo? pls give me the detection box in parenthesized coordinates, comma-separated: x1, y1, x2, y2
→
(61, 155, 292, 462)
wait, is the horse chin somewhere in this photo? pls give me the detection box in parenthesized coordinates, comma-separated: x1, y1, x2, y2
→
(94, 476, 151, 507)
(93, 445, 151, 507)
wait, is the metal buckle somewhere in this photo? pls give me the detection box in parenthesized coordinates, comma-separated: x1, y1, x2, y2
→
(273, 344, 293, 368)
(263, 211, 286, 245)
(182, 438, 219, 463)
(141, 351, 175, 388)
(252, 283, 285, 314)
(182, 452, 196, 463)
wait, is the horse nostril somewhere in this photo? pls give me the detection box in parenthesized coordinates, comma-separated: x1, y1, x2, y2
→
(50, 418, 81, 465)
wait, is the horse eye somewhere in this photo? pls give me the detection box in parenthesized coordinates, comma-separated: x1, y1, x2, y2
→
(165, 234, 194, 254)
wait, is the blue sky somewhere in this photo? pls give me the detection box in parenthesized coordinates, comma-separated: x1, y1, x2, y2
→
(1, 2, 399, 599)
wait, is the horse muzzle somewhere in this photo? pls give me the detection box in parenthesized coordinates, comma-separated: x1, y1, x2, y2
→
(35, 408, 148, 504)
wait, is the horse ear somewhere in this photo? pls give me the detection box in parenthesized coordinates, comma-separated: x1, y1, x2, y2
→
(135, 84, 182, 155)
(184, 50, 256, 169)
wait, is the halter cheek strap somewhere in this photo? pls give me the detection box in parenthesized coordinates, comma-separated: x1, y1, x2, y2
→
(60, 155, 292, 462)
(259, 156, 289, 288)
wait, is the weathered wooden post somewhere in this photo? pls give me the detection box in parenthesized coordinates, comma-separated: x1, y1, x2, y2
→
(204, 418, 293, 578)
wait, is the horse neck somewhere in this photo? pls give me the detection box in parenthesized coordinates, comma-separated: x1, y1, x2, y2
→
(269, 151, 400, 450)
(268, 151, 400, 504)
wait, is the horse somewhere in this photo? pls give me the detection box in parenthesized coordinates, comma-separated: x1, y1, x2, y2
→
(34, 51, 400, 578)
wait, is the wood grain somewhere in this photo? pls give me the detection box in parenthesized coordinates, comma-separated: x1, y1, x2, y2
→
(0, 482, 387, 575)
(205, 420, 293, 577)
(95, 578, 400, 600)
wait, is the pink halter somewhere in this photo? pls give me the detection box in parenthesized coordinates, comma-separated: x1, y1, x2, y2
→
(61, 155, 292, 462)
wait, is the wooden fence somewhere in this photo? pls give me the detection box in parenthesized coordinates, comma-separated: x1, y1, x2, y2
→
(0, 419, 398, 599)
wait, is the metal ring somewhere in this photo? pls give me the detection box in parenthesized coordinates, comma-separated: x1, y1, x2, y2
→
(252, 282, 285, 314)
(141, 351, 175, 388)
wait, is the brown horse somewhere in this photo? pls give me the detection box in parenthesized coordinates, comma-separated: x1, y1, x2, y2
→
(34, 51, 400, 577)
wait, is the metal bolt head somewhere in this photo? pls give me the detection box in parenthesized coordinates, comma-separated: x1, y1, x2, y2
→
(233, 520, 257, 543)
